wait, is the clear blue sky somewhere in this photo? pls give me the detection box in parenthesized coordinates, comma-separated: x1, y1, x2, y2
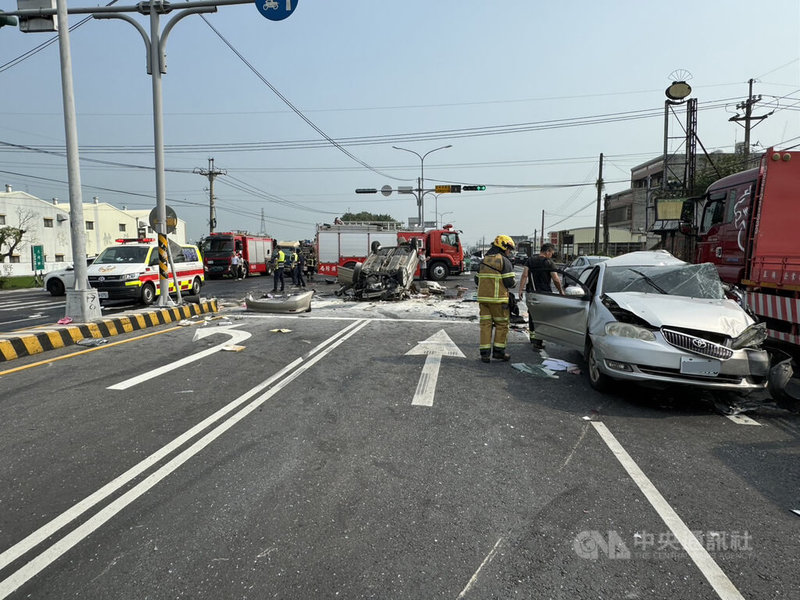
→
(1, 0, 798, 248)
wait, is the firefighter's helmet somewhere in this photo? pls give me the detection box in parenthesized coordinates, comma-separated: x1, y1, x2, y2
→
(493, 235, 516, 251)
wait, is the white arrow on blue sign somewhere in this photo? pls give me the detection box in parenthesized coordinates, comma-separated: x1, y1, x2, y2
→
(255, 0, 299, 21)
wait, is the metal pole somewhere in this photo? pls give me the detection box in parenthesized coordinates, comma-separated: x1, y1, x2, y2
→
(58, 0, 102, 322)
(594, 152, 603, 255)
(147, 4, 172, 306)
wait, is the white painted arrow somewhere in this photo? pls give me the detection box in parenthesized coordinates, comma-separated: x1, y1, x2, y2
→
(107, 324, 252, 390)
(405, 329, 465, 407)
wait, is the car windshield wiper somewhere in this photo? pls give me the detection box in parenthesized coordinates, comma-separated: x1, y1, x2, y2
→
(627, 268, 668, 294)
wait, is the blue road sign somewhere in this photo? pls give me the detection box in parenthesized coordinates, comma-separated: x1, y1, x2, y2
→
(255, 0, 299, 21)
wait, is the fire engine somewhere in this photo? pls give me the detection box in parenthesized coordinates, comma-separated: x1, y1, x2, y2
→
(201, 232, 273, 279)
(315, 222, 464, 281)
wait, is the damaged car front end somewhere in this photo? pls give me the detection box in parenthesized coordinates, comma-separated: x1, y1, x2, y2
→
(336, 242, 420, 301)
(526, 250, 784, 395)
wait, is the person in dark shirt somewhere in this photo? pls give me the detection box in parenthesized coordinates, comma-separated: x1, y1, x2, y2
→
(519, 243, 564, 350)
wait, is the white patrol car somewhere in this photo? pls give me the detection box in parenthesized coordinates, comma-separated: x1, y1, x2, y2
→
(87, 238, 204, 305)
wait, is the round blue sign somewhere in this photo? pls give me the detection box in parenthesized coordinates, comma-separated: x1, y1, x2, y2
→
(255, 0, 299, 21)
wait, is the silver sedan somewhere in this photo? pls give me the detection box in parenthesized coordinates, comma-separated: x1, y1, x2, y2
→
(526, 250, 771, 392)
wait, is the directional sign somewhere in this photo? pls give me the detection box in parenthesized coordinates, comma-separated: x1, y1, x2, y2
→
(149, 205, 178, 234)
(107, 324, 252, 390)
(405, 330, 465, 406)
(434, 185, 462, 194)
(31, 245, 45, 270)
(255, 0, 299, 21)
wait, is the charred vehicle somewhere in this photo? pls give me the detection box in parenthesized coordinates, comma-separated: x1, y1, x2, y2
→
(336, 241, 419, 300)
(526, 250, 788, 398)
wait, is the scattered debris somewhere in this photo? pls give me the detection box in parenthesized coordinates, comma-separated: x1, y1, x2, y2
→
(77, 338, 107, 347)
(57, 317, 73, 325)
(511, 362, 558, 378)
(270, 328, 292, 333)
(221, 345, 246, 352)
(542, 358, 581, 374)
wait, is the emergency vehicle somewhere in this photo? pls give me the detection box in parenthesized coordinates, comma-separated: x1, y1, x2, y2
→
(87, 238, 204, 305)
(315, 222, 464, 281)
(201, 232, 273, 278)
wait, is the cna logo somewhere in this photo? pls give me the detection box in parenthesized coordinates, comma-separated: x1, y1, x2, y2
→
(573, 530, 631, 560)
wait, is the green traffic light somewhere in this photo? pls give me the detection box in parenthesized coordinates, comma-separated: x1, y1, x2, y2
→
(463, 185, 486, 191)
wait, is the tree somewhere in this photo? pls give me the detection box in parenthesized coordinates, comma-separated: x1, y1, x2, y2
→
(0, 209, 36, 263)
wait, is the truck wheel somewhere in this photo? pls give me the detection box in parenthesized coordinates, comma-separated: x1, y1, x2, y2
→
(141, 282, 156, 305)
(428, 261, 448, 281)
(47, 278, 65, 296)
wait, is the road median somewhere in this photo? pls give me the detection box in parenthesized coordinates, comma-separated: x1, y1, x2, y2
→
(0, 299, 218, 362)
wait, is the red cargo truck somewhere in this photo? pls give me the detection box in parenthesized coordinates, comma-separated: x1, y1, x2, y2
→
(201, 232, 274, 279)
(681, 148, 800, 356)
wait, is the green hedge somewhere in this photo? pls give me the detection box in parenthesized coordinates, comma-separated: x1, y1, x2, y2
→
(0, 276, 40, 290)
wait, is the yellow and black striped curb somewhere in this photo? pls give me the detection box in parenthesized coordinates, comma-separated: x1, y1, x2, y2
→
(0, 299, 218, 363)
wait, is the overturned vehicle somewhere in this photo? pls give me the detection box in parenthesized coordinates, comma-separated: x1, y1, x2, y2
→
(336, 241, 419, 300)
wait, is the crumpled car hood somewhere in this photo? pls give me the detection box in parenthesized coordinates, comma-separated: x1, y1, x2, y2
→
(604, 292, 754, 336)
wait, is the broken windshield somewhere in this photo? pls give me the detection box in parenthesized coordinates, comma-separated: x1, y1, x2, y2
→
(602, 262, 724, 299)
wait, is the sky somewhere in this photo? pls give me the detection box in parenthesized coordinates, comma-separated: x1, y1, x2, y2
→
(1, 0, 799, 249)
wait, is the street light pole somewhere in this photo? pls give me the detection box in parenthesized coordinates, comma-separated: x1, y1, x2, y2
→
(392, 144, 452, 227)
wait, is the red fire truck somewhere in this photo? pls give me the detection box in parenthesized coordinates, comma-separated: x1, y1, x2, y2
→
(315, 222, 464, 281)
(201, 232, 274, 279)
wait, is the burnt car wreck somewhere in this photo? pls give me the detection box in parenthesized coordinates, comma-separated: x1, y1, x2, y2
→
(336, 241, 420, 300)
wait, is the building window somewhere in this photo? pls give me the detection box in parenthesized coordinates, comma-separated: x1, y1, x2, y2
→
(86, 221, 94, 230)
(10, 255, 20, 263)
(44, 218, 54, 228)
(55, 254, 65, 262)
(0, 214, 5, 225)
(119, 223, 127, 233)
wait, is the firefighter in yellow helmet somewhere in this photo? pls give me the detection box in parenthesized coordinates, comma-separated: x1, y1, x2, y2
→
(475, 235, 517, 362)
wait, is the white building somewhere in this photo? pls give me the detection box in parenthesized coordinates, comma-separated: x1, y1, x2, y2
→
(0, 185, 186, 277)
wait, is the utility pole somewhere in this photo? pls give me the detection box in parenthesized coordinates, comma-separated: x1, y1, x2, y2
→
(594, 153, 604, 254)
(260, 208, 267, 236)
(540, 210, 545, 250)
(194, 158, 226, 233)
(729, 78, 770, 167)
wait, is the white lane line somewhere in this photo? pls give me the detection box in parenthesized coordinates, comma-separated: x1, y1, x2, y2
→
(0, 319, 370, 597)
(590, 422, 745, 600)
(107, 325, 251, 390)
(457, 537, 503, 598)
(725, 415, 760, 426)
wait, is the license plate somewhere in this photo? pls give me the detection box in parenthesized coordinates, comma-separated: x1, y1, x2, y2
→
(98, 291, 108, 299)
(680, 356, 721, 376)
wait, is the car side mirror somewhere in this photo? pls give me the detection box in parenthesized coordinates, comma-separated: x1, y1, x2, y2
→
(565, 285, 584, 296)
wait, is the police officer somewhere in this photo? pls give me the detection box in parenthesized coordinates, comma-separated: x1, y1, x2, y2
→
(272, 248, 286, 292)
(476, 235, 517, 362)
(290, 249, 299, 286)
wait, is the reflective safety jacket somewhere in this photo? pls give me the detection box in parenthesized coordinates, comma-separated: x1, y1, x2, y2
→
(476, 249, 516, 303)
(275, 250, 286, 268)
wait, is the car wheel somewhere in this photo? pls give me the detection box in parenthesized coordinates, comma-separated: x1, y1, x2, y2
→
(46, 278, 65, 296)
(190, 277, 201, 296)
(586, 341, 612, 392)
(141, 282, 156, 305)
(428, 261, 448, 281)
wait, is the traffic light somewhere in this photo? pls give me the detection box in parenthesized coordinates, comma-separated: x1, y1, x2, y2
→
(0, 11, 18, 28)
(463, 185, 486, 191)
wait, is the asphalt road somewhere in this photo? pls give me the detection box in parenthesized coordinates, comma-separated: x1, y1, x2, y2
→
(0, 272, 798, 599)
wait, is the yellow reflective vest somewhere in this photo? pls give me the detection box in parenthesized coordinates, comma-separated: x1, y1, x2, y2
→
(275, 250, 285, 267)
(476, 251, 516, 303)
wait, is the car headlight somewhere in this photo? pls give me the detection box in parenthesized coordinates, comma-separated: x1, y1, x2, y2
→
(605, 322, 656, 341)
(730, 322, 767, 350)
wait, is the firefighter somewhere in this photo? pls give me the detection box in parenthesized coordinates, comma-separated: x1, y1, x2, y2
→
(476, 235, 517, 362)
(272, 249, 286, 292)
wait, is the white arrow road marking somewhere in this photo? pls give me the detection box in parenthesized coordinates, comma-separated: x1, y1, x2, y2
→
(107, 324, 252, 390)
(405, 329, 465, 407)
(725, 414, 760, 426)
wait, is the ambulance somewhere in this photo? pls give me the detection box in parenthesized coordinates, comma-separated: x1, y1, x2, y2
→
(87, 238, 204, 305)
